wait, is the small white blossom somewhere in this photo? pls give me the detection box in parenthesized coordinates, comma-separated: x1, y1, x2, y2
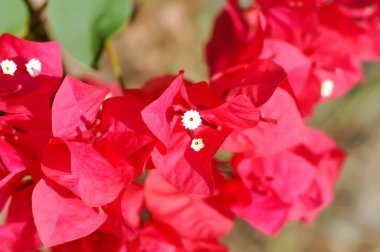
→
(191, 138, 205, 152)
(25, 58, 42, 77)
(1, 59, 17, 75)
(182, 109, 202, 130)
(321, 79, 334, 98)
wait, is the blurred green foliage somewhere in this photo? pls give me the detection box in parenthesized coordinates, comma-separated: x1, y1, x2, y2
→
(0, 0, 29, 36)
(0, 0, 133, 67)
(48, 0, 133, 67)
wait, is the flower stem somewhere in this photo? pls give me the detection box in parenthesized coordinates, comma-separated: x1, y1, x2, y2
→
(105, 40, 126, 91)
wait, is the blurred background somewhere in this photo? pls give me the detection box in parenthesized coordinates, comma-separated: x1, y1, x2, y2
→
(2, 0, 380, 251)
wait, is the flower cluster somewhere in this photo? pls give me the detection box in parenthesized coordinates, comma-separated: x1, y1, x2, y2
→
(207, 0, 380, 115)
(0, 0, 379, 251)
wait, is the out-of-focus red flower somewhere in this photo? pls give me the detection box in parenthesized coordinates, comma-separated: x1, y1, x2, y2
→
(288, 128, 346, 222)
(144, 170, 231, 251)
(145, 171, 233, 240)
(319, 0, 380, 61)
(206, 0, 375, 116)
(210, 63, 304, 155)
(225, 128, 345, 235)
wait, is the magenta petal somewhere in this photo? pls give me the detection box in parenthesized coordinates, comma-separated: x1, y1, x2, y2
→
(0, 33, 63, 78)
(141, 73, 186, 148)
(152, 125, 229, 195)
(232, 192, 290, 236)
(42, 138, 126, 207)
(52, 75, 109, 139)
(145, 171, 233, 240)
(210, 59, 287, 107)
(202, 95, 260, 130)
(32, 179, 107, 247)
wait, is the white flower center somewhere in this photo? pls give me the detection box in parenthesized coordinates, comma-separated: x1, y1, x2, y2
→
(321, 79, 334, 98)
(1, 59, 17, 76)
(182, 109, 202, 130)
(191, 138, 205, 152)
(25, 58, 42, 77)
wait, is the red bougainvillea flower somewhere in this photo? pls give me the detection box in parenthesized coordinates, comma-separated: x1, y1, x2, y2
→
(33, 75, 154, 246)
(206, 0, 318, 115)
(141, 71, 265, 195)
(144, 170, 232, 251)
(288, 128, 346, 222)
(254, 0, 364, 100)
(43, 75, 153, 204)
(0, 34, 64, 251)
(0, 1, 360, 248)
(209, 60, 305, 155)
(253, 0, 376, 62)
(0, 34, 62, 186)
(226, 128, 345, 235)
(41, 75, 126, 207)
(206, 0, 368, 115)
(143, 74, 215, 194)
(318, 0, 380, 61)
(48, 183, 145, 251)
(0, 34, 62, 116)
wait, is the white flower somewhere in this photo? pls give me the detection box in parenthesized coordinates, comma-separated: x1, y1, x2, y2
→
(321, 79, 334, 98)
(191, 138, 205, 152)
(25, 58, 42, 77)
(1, 59, 17, 75)
(182, 109, 202, 130)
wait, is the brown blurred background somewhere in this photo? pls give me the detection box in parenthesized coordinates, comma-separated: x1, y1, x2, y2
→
(34, 0, 380, 251)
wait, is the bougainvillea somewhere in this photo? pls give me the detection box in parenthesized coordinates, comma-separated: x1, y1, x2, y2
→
(0, 0, 379, 251)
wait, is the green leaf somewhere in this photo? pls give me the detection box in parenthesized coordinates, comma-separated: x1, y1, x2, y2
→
(0, 0, 29, 36)
(47, 0, 133, 67)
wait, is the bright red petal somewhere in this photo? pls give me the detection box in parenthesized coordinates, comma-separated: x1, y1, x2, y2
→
(32, 179, 107, 247)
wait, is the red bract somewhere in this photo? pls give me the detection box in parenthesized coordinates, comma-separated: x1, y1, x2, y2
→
(254, 0, 365, 100)
(206, 0, 372, 115)
(95, 92, 155, 179)
(43, 76, 127, 206)
(0, 34, 62, 116)
(211, 67, 304, 155)
(141, 73, 233, 195)
(1, 114, 53, 175)
(41, 138, 127, 207)
(136, 221, 185, 252)
(230, 152, 315, 235)
(288, 128, 346, 222)
(103, 183, 144, 239)
(210, 59, 287, 107)
(142, 171, 231, 251)
(145, 171, 233, 241)
(0, 168, 26, 211)
(51, 75, 109, 139)
(319, 0, 380, 61)
(221, 178, 290, 236)
(206, 0, 263, 76)
(0, 186, 42, 252)
(227, 128, 345, 235)
(32, 179, 107, 246)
